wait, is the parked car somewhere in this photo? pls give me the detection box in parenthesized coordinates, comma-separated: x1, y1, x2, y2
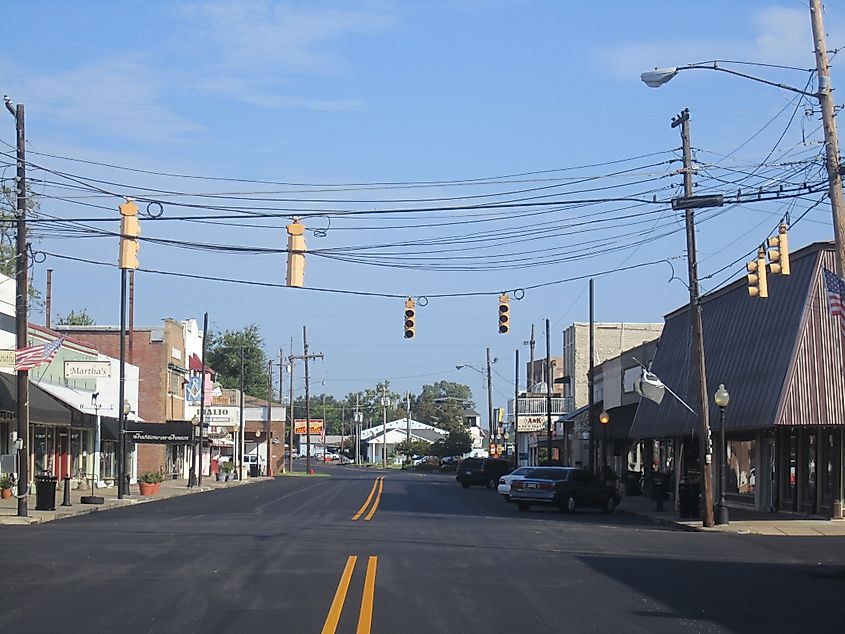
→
(497, 466, 535, 501)
(456, 457, 513, 489)
(510, 467, 621, 513)
(439, 456, 460, 472)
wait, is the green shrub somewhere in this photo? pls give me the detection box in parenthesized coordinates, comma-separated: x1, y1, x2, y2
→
(140, 471, 164, 484)
(0, 474, 12, 489)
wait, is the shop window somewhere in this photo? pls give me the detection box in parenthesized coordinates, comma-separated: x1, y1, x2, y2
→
(727, 439, 756, 503)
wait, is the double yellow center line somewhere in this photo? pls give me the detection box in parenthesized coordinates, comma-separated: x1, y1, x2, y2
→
(352, 476, 384, 521)
(321, 555, 378, 634)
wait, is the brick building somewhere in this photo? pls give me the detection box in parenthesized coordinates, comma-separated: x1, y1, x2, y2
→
(57, 319, 191, 477)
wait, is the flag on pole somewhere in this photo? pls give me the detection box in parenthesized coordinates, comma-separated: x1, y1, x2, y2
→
(823, 268, 845, 330)
(15, 336, 65, 371)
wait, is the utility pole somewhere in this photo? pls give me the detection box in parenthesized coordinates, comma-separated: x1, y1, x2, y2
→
(354, 393, 362, 465)
(513, 349, 519, 467)
(290, 326, 323, 475)
(239, 346, 245, 480)
(322, 392, 327, 464)
(545, 319, 553, 465)
(287, 351, 295, 473)
(524, 324, 536, 391)
(406, 391, 411, 443)
(810, 0, 845, 519)
(277, 348, 287, 474)
(198, 311, 208, 485)
(381, 383, 388, 469)
(486, 348, 494, 455)
(588, 278, 596, 473)
(266, 359, 273, 477)
(6, 97, 28, 516)
(673, 109, 715, 527)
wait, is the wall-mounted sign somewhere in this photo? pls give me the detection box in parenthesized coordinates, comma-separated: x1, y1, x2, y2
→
(203, 406, 240, 426)
(125, 421, 192, 444)
(294, 419, 323, 435)
(0, 350, 15, 367)
(64, 360, 112, 378)
(516, 415, 547, 433)
(185, 376, 202, 403)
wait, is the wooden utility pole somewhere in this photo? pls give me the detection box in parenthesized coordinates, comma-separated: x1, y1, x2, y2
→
(588, 278, 596, 473)
(673, 109, 715, 527)
(486, 347, 494, 454)
(266, 359, 272, 477)
(513, 349, 519, 467)
(291, 327, 323, 475)
(7, 98, 28, 516)
(809, 0, 845, 519)
(525, 324, 536, 391)
(45, 269, 52, 328)
(545, 319, 553, 465)
(287, 351, 295, 473)
(198, 312, 208, 485)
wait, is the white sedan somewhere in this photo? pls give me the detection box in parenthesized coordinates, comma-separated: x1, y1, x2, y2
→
(497, 467, 534, 501)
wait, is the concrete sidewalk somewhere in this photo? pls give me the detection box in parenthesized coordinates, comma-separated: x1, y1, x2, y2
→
(0, 475, 272, 526)
(618, 493, 845, 536)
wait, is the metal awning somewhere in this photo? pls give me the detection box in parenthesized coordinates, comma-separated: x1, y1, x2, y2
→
(0, 372, 74, 427)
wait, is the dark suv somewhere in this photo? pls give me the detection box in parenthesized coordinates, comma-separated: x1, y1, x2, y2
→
(456, 458, 512, 489)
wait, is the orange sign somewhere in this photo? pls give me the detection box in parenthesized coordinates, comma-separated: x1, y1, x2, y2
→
(294, 419, 324, 435)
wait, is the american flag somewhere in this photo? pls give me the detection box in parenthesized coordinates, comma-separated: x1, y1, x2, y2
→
(15, 336, 65, 371)
(824, 268, 845, 328)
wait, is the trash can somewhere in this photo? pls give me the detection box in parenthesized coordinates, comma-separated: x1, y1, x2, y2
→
(678, 481, 700, 519)
(34, 475, 58, 511)
(623, 471, 642, 496)
(249, 464, 259, 477)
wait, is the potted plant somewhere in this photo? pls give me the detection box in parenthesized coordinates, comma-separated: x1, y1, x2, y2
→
(0, 474, 13, 499)
(221, 462, 235, 482)
(138, 471, 164, 495)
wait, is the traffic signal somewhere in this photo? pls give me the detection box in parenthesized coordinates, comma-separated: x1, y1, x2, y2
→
(746, 247, 768, 298)
(498, 293, 510, 334)
(286, 218, 306, 287)
(767, 222, 790, 276)
(118, 199, 140, 270)
(404, 297, 416, 339)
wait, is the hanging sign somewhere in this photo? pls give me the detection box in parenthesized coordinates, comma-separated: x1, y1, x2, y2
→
(64, 360, 112, 378)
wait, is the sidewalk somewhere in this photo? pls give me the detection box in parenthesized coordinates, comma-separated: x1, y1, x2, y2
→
(618, 493, 845, 536)
(0, 475, 272, 526)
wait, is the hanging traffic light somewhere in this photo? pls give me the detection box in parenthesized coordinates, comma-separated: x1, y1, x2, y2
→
(747, 247, 768, 298)
(286, 218, 306, 287)
(767, 222, 790, 276)
(498, 293, 510, 334)
(118, 199, 140, 270)
(404, 297, 416, 339)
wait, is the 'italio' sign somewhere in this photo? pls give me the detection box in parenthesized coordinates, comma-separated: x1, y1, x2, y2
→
(64, 360, 112, 378)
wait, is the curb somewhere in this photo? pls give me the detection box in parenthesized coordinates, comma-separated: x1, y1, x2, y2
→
(0, 477, 270, 526)
(617, 508, 703, 532)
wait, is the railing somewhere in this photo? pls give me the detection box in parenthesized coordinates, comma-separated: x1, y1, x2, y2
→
(507, 397, 573, 416)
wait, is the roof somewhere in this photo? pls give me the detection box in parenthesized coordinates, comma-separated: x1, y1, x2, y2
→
(630, 241, 845, 438)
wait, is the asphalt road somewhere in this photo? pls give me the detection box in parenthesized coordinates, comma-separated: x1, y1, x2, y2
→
(1, 465, 843, 633)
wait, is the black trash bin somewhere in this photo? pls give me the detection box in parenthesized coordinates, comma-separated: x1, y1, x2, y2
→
(34, 475, 58, 511)
(678, 481, 701, 519)
(249, 464, 259, 477)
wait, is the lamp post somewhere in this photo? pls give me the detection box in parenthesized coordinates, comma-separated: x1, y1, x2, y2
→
(599, 410, 610, 470)
(714, 384, 730, 525)
(121, 399, 132, 495)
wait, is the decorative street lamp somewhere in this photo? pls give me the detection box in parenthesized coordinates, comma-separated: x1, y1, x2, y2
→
(714, 384, 731, 525)
(599, 410, 610, 469)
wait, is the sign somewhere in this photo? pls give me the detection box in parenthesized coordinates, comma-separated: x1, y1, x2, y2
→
(294, 419, 323, 435)
(185, 376, 202, 403)
(64, 360, 112, 378)
(516, 415, 547, 433)
(0, 350, 15, 367)
(203, 406, 240, 426)
(104, 421, 193, 444)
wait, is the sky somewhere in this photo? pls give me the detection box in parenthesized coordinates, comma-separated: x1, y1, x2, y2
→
(2, 1, 842, 411)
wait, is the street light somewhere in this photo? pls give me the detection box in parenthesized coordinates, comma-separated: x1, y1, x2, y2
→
(457, 351, 498, 455)
(599, 410, 610, 469)
(120, 399, 132, 495)
(714, 384, 731, 525)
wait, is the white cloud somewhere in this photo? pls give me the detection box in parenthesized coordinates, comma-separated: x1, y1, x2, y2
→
(599, 6, 832, 79)
(175, 0, 396, 108)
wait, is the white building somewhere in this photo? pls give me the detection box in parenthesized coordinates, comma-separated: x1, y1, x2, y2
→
(362, 418, 448, 464)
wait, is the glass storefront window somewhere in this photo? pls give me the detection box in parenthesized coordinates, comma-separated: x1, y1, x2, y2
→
(802, 432, 817, 508)
(727, 439, 757, 502)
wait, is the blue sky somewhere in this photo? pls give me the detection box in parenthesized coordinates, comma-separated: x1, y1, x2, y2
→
(2, 1, 842, 408)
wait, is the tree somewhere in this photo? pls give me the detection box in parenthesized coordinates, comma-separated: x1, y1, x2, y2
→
(344, 381, 405, 426)
(429, 430, 473, 457)
(395, 438, 431, 460)
(412, 381, 474, 433)
(206, 324, 269, 399)
(1, 182, 40, 301)
(56, 309, 95, 326)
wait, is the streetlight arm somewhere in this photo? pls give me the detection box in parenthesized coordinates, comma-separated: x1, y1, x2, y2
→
(681, 63, 817, 97)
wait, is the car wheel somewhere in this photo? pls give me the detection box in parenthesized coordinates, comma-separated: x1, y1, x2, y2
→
(486, 477, 496, 489)
(602, 496, 618, 514)
(559, 495, 575, 513)
(461, 482, 471, 489)
(516, 501, 530, 512)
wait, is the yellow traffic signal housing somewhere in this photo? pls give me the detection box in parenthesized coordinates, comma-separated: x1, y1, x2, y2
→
(498, 293, 510, 334)
(286, 219, 306, 287)
(118, 199, 140, 270)
(767, 223, 790, 276)
(747, 248, 768, 298)
(404, 297, 416, 339)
